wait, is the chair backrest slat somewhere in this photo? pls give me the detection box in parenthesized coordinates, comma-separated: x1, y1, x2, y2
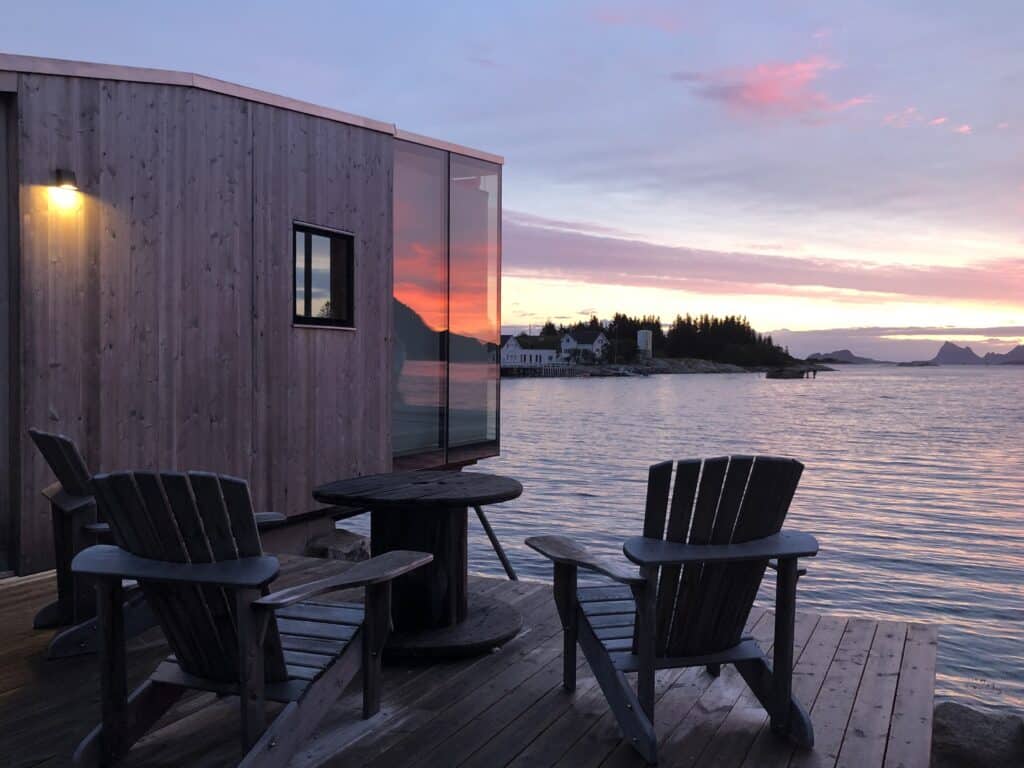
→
(92, 471, 289, 684)
(219, 476, 264, 557)
(641, 462, 673, 539)
(161, 474, 216, 563)
(29, 428, 93, 497)
(189, 472, 240, 562)
(653, 460, 700, 653)
(710, 456, 753, 543)
(639, 456, 804, 659)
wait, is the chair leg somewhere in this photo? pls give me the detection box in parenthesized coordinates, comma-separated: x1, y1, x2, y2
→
(97, 578, 127, 762)
(237, 590, 269, 752)
(553, 563, 578, 691)
(706, 663, 721, 677)
(634, 569, 657, 720)
(733, 556, 814, 749)
(40, 503, 76, 628)
(772, 557, 798, 736)
(363, 582, 391, 718)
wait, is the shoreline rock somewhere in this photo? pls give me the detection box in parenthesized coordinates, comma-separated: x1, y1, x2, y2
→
(503, 357, 834, 378)
(931, 701, 1024, 767)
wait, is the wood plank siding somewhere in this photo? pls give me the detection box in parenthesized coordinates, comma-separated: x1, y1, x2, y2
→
(10, 73, 393, 573)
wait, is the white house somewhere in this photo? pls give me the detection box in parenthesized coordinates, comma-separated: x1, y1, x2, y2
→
(561, 329, 609, 362)
(500, 334, 561, 367)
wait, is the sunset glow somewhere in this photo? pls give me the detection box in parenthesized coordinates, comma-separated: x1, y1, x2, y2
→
(8, 1, 1020, 361)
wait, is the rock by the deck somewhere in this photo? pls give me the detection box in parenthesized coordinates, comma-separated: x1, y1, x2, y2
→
(931, 701, 1024, 767)
(307, 528, 370, 562)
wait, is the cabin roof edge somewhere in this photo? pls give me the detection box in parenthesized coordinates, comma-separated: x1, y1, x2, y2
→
(0, 52, 503, 164)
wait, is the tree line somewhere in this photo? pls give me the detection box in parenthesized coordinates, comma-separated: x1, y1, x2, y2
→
(537, 313, 792, 366)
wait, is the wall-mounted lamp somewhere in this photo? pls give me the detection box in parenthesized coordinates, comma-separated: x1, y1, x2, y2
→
(49, 168, 82, 212)
(55, 168, 78, 190)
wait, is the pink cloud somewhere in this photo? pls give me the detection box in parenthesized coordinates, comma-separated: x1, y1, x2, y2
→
(929, 116, 948, 126)
(592, 5, 684, 33)
(883, 106, 920, 127)
(671, 56, 869, 119)
(812, 28, 832, 40)
(954, 124, 972, 135)
(504, 212, 1024, 306)
(997, 121, 1010, 130)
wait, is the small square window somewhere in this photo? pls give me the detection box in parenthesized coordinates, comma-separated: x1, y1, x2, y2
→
(293, 223, 355, 328)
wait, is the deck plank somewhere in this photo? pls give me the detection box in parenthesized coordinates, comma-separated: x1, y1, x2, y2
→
(882, 624, 938, 768)
(835, 621, 907, 768)
(789, 618, 878, 768)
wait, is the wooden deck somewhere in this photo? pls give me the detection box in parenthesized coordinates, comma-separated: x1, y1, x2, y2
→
(0, 556, 937, 767)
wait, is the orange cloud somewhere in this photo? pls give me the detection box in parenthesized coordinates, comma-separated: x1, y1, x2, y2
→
(673, 56, 870, 119)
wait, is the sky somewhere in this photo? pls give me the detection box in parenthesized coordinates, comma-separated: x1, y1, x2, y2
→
(3, 1, 1022, 360)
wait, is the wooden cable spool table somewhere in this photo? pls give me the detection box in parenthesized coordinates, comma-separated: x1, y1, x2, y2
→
(313, 470, 523, 657)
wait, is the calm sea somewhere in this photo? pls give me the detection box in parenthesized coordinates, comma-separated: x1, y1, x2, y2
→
(470, 365, 1024, 714)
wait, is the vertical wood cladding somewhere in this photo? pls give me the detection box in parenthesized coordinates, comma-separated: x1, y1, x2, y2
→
(13, 74, 392, 572)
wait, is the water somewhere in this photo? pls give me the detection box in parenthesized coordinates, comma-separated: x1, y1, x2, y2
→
(472, 366, 1024, 715)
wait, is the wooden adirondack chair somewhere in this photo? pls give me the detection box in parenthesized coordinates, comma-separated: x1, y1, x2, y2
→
(71, 470, 432, 767)
(28, 428, 283, 658)
(28, 428, 105, 630)
(526, 456, 819, 764)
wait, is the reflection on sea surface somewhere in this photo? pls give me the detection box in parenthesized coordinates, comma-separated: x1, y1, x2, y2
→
(471, 366, 1024, 714)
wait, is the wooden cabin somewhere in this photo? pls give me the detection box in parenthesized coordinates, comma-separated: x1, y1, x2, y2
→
(0, 54, 502, 575)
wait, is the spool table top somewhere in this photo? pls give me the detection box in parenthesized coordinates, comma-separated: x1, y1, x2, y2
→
(313, 470, 523, 510)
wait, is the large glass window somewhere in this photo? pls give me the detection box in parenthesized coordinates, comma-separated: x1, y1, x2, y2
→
(392, 144, 501, 466)
(293, 223, 355, 327)
(392, 142, 448, 461)
(448, 156, 500, 456)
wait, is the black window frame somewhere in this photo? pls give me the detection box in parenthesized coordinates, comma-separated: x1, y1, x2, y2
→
(292, 221, 356, 329)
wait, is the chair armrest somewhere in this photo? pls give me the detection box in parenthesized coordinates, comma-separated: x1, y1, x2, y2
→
(525, 535, 645, 587)
(41, 481, 94, 513)
(253, 550, 433, 611)
(623, 530, 819, 566)
(254, 512, 287, 528)
(71, 544, 280, 588)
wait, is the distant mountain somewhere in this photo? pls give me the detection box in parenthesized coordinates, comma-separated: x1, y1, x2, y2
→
(807, 349, 889, 364)
(930, 342, 984, 365)
(923, 341, 1024, 365)
(983, 344, 1024, 365)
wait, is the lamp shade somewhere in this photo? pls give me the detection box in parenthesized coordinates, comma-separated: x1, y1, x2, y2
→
(55, 169, 78, 189)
